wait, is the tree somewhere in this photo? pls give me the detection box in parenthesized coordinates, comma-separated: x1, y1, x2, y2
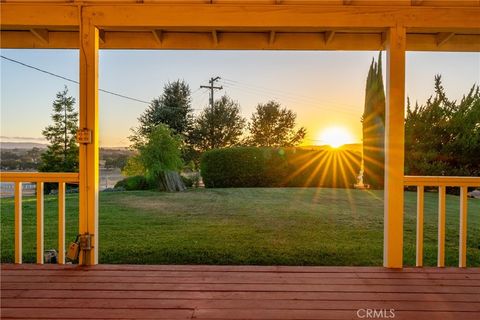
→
(405, 75, 480, 178)
(39, 87, 79, 173)
(133, 80, 193, 140)
(124, 124, 185, 191)
(362, 53, 385, 189)
(247, 100, 306, 147)
(189, 95, 246, 152)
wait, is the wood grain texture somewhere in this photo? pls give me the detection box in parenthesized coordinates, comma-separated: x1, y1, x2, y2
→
(1, 264, 479, 319)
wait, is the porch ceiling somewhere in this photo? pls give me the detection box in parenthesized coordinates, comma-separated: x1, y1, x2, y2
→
(0, 0, 479, 51)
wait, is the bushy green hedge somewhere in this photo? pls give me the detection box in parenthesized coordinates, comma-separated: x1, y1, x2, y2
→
(114, 175, 151, 191)
(201, 147, 361, 188)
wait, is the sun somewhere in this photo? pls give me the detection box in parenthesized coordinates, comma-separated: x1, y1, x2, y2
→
(319, 127, 353, 148)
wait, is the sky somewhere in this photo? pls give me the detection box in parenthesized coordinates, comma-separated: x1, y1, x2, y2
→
(1, 49, 479, 147)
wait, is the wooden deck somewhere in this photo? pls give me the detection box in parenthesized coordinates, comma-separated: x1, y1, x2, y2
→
(1, 265, 479, 320)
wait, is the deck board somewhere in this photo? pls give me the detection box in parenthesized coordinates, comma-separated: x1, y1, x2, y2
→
(2, 265, 479, 320)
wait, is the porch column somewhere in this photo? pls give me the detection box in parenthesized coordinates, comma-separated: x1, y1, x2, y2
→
(79, 11, 99, 265)
(384, 26, 406, 268)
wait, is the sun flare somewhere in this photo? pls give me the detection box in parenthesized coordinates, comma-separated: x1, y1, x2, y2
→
(319, 127, 354, 148)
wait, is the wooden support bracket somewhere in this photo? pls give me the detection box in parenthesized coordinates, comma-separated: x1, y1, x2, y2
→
(212, 30, 218, 45)
(325, 31, 335, 45)
(152, 29, 163, 45)
(269, 31, 276, 45)
(30, 29, 49, 44)
(99, 30, 106, 44)
(436, 32, 455, 47)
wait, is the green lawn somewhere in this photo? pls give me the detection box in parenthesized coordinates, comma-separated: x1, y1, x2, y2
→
(1, 188, 479, 266)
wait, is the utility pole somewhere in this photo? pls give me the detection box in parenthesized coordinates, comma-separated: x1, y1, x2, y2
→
(200, 76, 223, 107)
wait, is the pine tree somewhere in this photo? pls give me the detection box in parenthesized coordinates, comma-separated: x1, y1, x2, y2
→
(134, 80, 193, 139)
(39, 87, 79, 173)
(362, 52, 385, 189)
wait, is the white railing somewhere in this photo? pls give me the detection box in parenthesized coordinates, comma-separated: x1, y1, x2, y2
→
(404, 176, 480, 268)
(0, 172, 79, 264)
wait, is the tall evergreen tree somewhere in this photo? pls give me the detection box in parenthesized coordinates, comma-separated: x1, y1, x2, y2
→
(362, 52, 386, 189)
(136, 80, 192, 136)
(39, 87, 79, 173)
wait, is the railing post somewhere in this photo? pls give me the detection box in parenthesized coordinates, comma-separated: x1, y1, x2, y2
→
(36, 182, 44, 264)
(459, 186, 468, 267)
(384, 26, 406, 268)
(79, 9, 99, 265)
(416, 186, 424, 267)
(58, 182, 66, 264)
(14, 182, 22, 264)
(438, 186, 446, 267)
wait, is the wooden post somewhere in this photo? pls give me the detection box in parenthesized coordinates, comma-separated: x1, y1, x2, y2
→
(79, 12, 99, 265)
(384, 26, 406, 268)
(416, 186, 424, 267)
(459, 186, 468, 267)
(36, 182, 44, 264)
(58, 182, 66, 264)
(438, 185, 446, 267)
(14, 182, 22, 264)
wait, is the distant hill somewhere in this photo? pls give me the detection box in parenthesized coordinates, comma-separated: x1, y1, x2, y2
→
(1, 142, 130, 151)
(0, 142, 48, 150)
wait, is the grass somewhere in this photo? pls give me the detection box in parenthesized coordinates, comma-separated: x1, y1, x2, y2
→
(1, 188, 479, 266)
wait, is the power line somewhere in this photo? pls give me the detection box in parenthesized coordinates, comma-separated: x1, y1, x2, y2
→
(1, 55, 151, 105)
(200, 76, 223, 107)
(221, 77, 361, 112)
(220, 81, 360, 118)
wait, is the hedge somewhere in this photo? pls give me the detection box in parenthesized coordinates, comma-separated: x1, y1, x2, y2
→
(200, 147, 361, 188)
(114, 175, 151, 191)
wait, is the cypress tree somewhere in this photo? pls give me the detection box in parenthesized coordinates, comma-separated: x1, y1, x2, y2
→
(362, 52, 385, 189)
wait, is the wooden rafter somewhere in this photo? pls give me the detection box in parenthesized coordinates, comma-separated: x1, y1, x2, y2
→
(381, 31, 387, 48)
(269, 31, 276, 45)
(152, 29, 163, 44)
(29, 28, 49, 44)
(324, 31, 335, 44)
(212, 30, 218, 45)
(436, 32, 455, 47)
(99, 30, 106, 44)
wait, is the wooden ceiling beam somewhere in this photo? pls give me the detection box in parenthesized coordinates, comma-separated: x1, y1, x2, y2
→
(2, 4, 479, 30)
(2, 30, 479, 52)
(1, 5, 78, 28)
(80, 5, 479, 30)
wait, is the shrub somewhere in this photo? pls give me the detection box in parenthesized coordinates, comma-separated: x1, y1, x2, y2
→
(114, 175, 150, 191)
(200, 147, 361, 188)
